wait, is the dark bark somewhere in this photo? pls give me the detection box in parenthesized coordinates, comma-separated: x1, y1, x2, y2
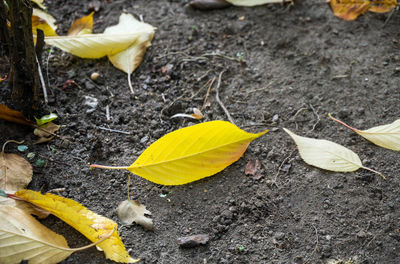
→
(0, 1, 9, 56)
(8, 0, 38, 114)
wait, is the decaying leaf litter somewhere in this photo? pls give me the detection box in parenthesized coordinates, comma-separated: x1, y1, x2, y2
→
(0, 0, 395, 262)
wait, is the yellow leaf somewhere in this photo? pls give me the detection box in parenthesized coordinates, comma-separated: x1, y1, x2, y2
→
(67, 12, 94, 36)
(329, 0, 371, 20)
(15, 190, 139, 263)
(92, 121, 268, 185)
(32, 8, 57, 37)
(0, 205, 72, 264)
(226, 0, 291, 6)
(283, 128, 384, 179)
(0, 196, 50, 219)
(329, 114, 400, 151)
(31, 0, 46, 9)
(0, 142, 33, 192)
(369, 0, 397, 13)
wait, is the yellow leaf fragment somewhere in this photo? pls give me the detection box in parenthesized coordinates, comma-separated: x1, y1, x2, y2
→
(0, 150, 33, 193)
(369, 0, 397, 13)
(283, 128, 384, 179)
(329, 0, 396, 20)
(128, 121, 267, 185)
(0, 205, 72, 264)
(226, 0, 291, 6)
(31, 0, 46, 9)
(15, 190, 139, 263)
(32, 8, 58, 37)
(329, 114, 400, 151)
(67, 12, 94, 36)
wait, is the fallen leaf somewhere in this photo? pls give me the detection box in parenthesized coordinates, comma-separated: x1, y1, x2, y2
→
(117, 200, 154, 230)
(0, 141, 33, 192)
(0, 205, 72, 264)
(329, 114, 400, 151)
(15, 189, 139, 263)
(245, 159, 263, 179)
(283, 128, 384, 179)
(171, 108, 204, 120)
(32, 8, 58, 37)
(31, 0, 46, 9)
(67, 12, 94, 36)
(91, 121, 268, 185)
(226, 0, 291, 6)
(34, 122, 60, 144)
(0, 104, 35, 127)
(0, 196, 50, 218)
(34, 113, 58, 126)
(329, 0, 396, 20)
(104, 13, 155, 93)
(177, 234, 210, 248)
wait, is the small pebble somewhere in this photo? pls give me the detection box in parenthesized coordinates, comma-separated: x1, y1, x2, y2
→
(90, 72, 100, 81)
(177, 234, 209, 248)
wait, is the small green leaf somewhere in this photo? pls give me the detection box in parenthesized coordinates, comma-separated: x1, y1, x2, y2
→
(17, 145, 29, 152)
(35, 159, 46, 167)
(35, 113, 58, 126)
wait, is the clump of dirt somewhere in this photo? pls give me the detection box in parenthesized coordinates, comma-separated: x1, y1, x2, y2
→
(1, 0, 400, 263)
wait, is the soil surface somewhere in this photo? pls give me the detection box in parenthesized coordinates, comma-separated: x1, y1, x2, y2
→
(1, 0, 400, 263)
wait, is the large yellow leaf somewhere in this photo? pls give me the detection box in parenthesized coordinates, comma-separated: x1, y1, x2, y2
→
(283, 128, 384, 179)
(14, 190, 138, 263)
(92, 121, 267, 185)
(329, 114, 400, 151)
(226, 0, 291, 6)
(0, 205, 72, 264)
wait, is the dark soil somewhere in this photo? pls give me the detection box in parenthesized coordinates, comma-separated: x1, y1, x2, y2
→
(1, 0, 400, 263)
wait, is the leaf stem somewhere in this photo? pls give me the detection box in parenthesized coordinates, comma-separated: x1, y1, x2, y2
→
(361, 166, 386, 180)
(90, 164, 129, 170)
(328, 113, 359, 132)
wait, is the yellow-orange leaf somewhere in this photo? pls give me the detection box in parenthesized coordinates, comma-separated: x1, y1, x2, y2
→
(369, 0, 397, 13)
(67, 12, 94, 36)
(92, 121, 267, 185)
(32, 8, 57, 37)
(329, 0, 397, 20)
(0, 104, 35, 127)
(14, 190, 138, 263)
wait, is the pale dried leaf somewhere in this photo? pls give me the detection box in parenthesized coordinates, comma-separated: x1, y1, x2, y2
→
(117, 200, 154, 230)
(0, 205, 72, 264)
(31, 0, 46, 9)
(0, 196, 50, 219)
(0, 152, 32, 192)
(32, 8, 57, 34)
(34, 122, 60, 144)
(283, 128, 362, 172)
(357, 120, 400, 151)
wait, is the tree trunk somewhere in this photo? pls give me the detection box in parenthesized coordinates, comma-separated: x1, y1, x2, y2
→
(0, 1, 9, 56)
(8, 0, 38, 114)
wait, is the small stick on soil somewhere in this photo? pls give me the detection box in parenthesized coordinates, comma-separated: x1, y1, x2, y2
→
(105, 105, 110, 121)
(97, 126, 131, 135)
(273, 148, 296, 186)
(36, 55, 48, 104)
(293, 107, 308, 131)
(309, 104, 320, 131)
(245, 80, 275, 96)
(90, 164, 128, 170)
(304, 224, 319, 264)
(215, 71, 235, 124)
(201, 76, 216, 110)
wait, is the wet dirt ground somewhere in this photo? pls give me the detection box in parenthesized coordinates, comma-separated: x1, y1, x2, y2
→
(1, 0, 400, 263)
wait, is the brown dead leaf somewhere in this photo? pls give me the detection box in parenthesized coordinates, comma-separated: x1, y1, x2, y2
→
(67, 12, 94, 36)
(0, 104, 35, 127)
(0, 141, 33, 193)
(245, 159, 263, 180)
(117, 200, 154, 230)
(34, 122, 60, 144)
(329, 0, 397, 20)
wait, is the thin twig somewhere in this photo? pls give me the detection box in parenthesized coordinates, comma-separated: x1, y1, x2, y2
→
(309, 104, 320, 131)
(201, 76, 216, 110)
(2, 140, 24, 153)
(273, 149, 296, 186)
(36, 55, 48, 104)
(215, 71, 235, 124)
(97, 126, 131, 135)
(105, 105, 110, 121)
(304, 224, 319, 264)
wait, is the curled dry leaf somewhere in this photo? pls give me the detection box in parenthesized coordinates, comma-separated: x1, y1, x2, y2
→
(117, 200, 154, 230)
(226, 0, 291, 6)
(32, 8, 57, 37)
(329, 114, 400, 151)
(34, 113, 58, 126)
(0, 104, 35, 127)
(283, 128, 384, 179)
(67, 12, 94, 36)
(170, 108, 204, 120)
(0, 205, 72, 264)
(91, 121, 268, 185)
(0, 142, 33, 192)
(15, 189, 138, 263)
(34, 122, 60, 144)
(329, 0, 397, 20)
